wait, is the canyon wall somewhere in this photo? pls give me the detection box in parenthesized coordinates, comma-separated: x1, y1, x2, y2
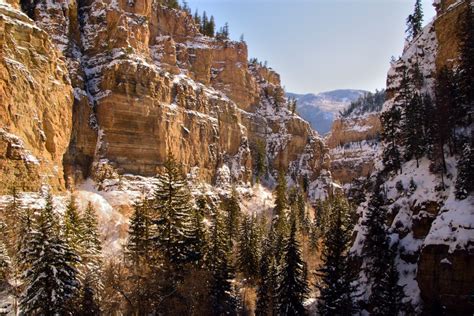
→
(0, 0, 330, 196)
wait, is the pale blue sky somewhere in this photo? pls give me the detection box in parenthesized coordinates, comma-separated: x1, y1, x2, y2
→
(186, 0, 436, 94)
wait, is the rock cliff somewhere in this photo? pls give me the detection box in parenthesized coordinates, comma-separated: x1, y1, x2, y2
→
(0, 2, 73, 192)
(0, 0, 330, 198)
(326, 113, 381, 184)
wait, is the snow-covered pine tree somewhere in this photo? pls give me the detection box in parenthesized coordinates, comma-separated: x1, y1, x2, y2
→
(404, 93, 425, 167)
(433, 67, 457, 176)
(381, 106, 403, 174)
(152, 152, 195, 269)
(317, 195, 357, 316)
(188, 195, 208, 266)
(63, 194, 85, 261)
(20, 192, 80, 315)
(224, 187, 241, 244)
(208, 207, 236, 315)
(3, 186, 21, 255)
(275, 218, 309, 316)
(0, 230, 10, 280)
(273, 170, 289, 263)
(375, 243, 406, 316)
(127, 197, 152, 264)
(237, 214, 260, 282)
(455, 138, 474, 199)
(422, 94, 437, 159)
(406, 0, 423, 40)
(80, 202, 103, 314)
(255, 234, 276, 316)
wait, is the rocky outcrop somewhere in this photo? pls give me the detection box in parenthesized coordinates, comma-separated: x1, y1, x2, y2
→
(418, 245, 474, 315)
(325, 114, 381, 184)
(0, 3, 73, 192)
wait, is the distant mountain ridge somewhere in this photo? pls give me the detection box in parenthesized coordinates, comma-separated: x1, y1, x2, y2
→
(287, 89, 367, 135)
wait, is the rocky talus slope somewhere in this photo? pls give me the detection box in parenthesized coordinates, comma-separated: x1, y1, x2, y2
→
(352, 1, 474, 314)
(0, 0, 330, 195)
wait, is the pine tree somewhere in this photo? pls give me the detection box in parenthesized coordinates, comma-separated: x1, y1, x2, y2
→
(457, 1, 474, 120)
(317, 195, 357, 316)
(224, 187, 241, 244)
(422, 94, 437, 159)
(80, 202, 103, 314)
(0, 232, 10, 280)
(208, 207, 236, 315)
(273, 170, 289, 262)
(188, 195, 208, 266)
(275, 218, 309, 316)
(201, 11, 208, 34)
(406, 0, 423, 40)
(237, 214, 260, 281)
(455, 138, 474, 199)
(193, 9, 201, 28)
(255, 235, 275, 316)
(434, 67, 457, 176)
(152, 152, 195, 269)
(20, 193, 80, 315)
(373, 244, 406, 316)
(3, 186, 22, 255)
(254, 139, 267, 184)
(381, 106, 403, 174)
(207, 15, 216, 37)
(63, 194, 84, 260)
(404, 93, 425, 166)
(127, 197, 152, 264)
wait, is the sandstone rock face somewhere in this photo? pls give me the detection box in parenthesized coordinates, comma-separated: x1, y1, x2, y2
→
(12, 0, 328, 193)
(0, 3, 73, 192)
(418, 245, 474, 316)
(325, 114, 381, 184)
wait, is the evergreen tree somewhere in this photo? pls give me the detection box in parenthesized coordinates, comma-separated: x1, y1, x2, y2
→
(434, 67, 457, 176)
(80, 202, 103, 314)
(455, 138, 474, 199)
(201, 11, 208, 34)
(193, 9, 201, 28)
(273, 170, 289, 262)
(207, 15, 216, 37)
(3, 186, 22, 255)
(63, 194, 84, 260)
(406, 0, 423, 40)
(237, 214, 260, 281)
(0, 231, 10, 280)
(422, 94, 437, 159)
(254, 139, 267, 184)
(188, 195, 208, 266)
(404, 93, 425, 166)
(381, 106, 403, 173)
(20, 193, 80, 315)
(152, 152, 195, 269)
(275, 218, 309, 316)
(255, 235, 275, 316)
(317, 195, 357, 316)
(457, 1, 474, 119)
(127, 197, 152, 264)
(373, 244, 406, 316)
(224, 187, 241, 244)
(208, 207, 236, 315)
